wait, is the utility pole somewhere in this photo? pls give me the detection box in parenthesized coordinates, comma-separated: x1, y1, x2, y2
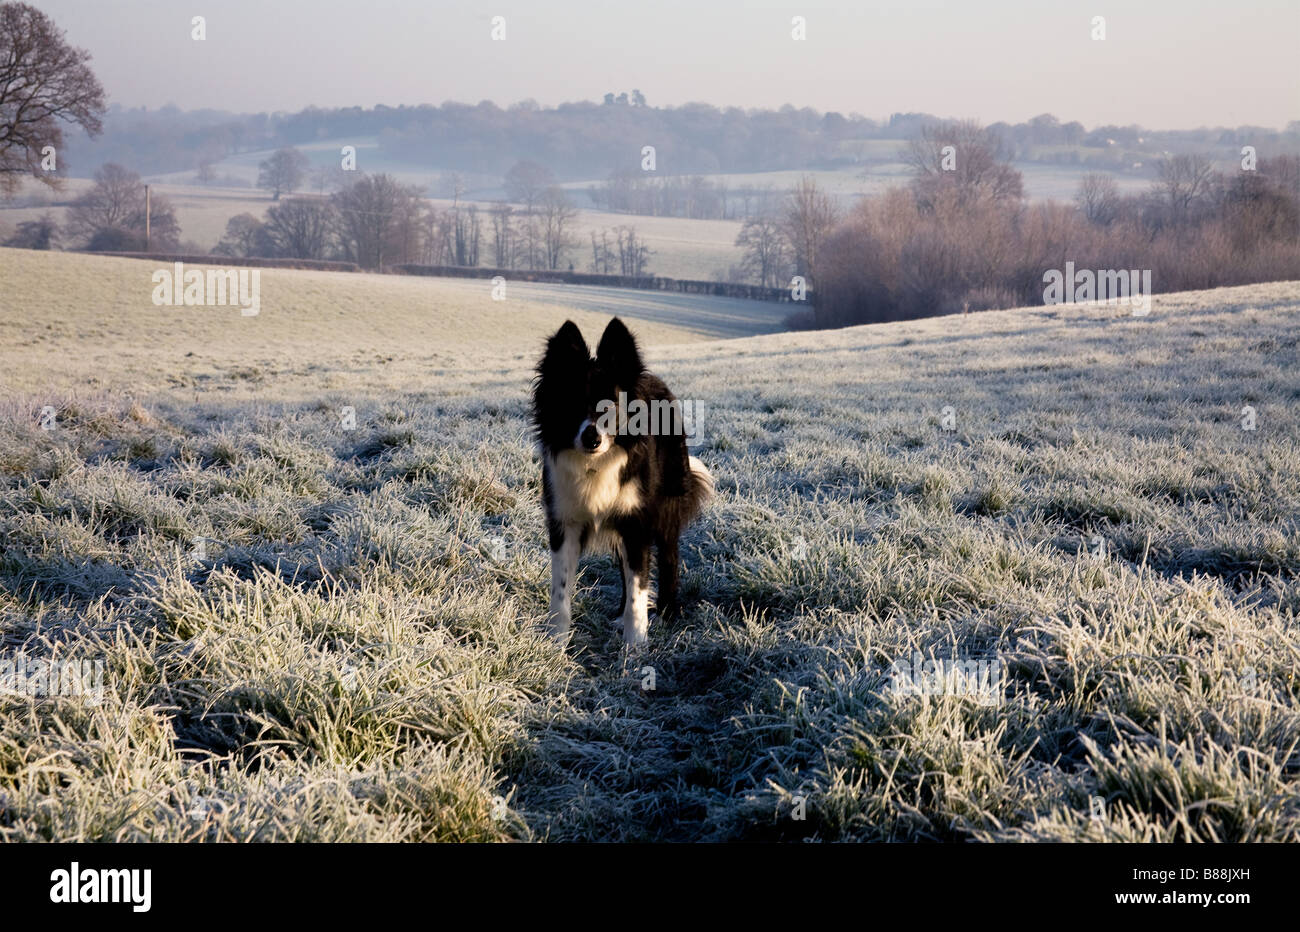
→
(145, 184, 151, 251)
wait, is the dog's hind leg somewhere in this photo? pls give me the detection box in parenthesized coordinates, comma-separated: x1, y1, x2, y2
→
(616, 549, 628, 621)
(547, 524, 581, 643)
(655, 534, 680, 622)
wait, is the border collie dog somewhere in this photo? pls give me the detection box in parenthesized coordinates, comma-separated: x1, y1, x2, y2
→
(532, 318, 712, 647)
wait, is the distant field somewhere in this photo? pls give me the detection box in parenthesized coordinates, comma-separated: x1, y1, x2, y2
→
(1016, 162, 1152, 201)
(421, 197, 746, 281)
(0, 179, 270, 252)
(148, 138, 499, 200)
(0, 178, 746, 280)
(2, 248, 1298, 841)
(671, 163, 1154, 205)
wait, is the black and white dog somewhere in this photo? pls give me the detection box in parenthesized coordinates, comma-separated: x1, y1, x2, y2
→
(532, 318, 712, 646)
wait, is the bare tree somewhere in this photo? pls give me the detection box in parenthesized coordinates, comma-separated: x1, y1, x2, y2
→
(489, 201, 514, 268)
(419, 203, 452, 266)
(393, 187, 425, 265)
(308, 164, 349, 195)
(66, 162, 179, 249)
(0, 3, 106, 198)
(213, 213, 266, 257)
(1220, 154, 1300, 249)
(735, 214, 789, 286)
(263, 197, 335, 259)
(503, 159, 554, 212)
(520, 213, 542, 269)
(441, 174, 482, 266)
(444, 171, 467, 204)
(1155, 153, 1214, 215)
(1261, 154, 1300, 202)
(590, 228, 614, 273)
(538, 185, 578, 270)
(780, 176, 839, 290)
(904, 120, 1024, 210)
(450, 202, 481, 265)
(1075, 172, 1121, 226)
(66, 162, 136, 233)
(257, 146, 310, 200)
(332, 173, 424, 269)
(613, 225, 651, 276)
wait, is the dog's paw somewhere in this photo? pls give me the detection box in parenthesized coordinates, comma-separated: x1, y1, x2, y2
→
(547, 618, 572, 646)
(621, 620, 649, 648)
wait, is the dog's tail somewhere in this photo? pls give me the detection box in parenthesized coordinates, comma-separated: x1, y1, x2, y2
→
(687, 455, 715, 508)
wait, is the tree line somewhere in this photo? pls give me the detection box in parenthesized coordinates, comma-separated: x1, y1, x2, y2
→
(214, 171, 585, 271)
(53, 96, 1300, 186)
(806, 121, 1300, 328)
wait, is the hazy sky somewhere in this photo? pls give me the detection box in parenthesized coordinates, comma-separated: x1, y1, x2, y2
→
(32, 0, 1300, 129)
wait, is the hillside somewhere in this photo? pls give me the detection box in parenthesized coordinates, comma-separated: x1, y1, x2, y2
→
(0, 248, 789, 396)
(1, 260, 1298, 842)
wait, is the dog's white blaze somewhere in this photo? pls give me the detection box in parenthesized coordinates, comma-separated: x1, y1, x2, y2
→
(547, 447, 642, 534)
(573, 419, 613, 455)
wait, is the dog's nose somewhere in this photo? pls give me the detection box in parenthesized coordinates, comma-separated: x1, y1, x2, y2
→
(580, 424, 601, 450)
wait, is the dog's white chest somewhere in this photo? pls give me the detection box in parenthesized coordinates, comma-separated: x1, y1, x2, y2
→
(547, 447, 642, 527)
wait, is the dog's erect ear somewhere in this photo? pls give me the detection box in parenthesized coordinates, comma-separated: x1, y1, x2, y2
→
(596, 317, 643, 378)
(542, 320, 589, 369)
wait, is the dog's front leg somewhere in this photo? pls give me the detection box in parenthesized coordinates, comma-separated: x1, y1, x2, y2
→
(548, 525, 581, 643)
(618, 536, 652, 648)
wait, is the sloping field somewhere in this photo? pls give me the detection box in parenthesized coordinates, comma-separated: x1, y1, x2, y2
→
(0, 249, 787, 396)
(1, 251, 1298, 842)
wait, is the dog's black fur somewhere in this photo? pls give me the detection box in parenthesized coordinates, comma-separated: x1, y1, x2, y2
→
(532, 317, 711, 643)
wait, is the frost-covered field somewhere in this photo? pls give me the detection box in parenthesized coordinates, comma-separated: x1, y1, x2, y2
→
(1, 249, 1298, 841)
(0, 249, 787, 397)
